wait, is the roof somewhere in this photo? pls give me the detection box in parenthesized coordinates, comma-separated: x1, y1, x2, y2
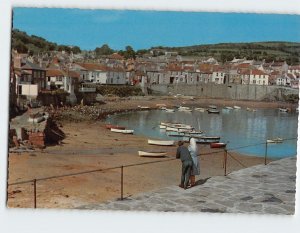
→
(67, 70, 80, 79)
(46, 69, 65, 77)
(76, 63, 109, 71)
(251, 69, 268, 75)
(21, 61, 45, 71)
(108, 53, 124, 60)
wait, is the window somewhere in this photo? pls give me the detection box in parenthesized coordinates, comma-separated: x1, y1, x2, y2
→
(48, 77, 50, 82)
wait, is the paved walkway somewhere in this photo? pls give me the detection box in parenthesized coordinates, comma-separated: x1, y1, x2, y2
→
(78, 157, 296, 214)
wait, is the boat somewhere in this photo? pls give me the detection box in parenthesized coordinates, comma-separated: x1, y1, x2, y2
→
(225, 106, 233, 110)
(183, 136, 220, 144)
(111, 128, 134, 134)
(105, 124, 126, 130)
(278, 108, 288, 112)
(148, 139, 175, 146)
(267, 138, 283, 143)
(210, 142, 227, 148)
(138, 106, 150, 110)
(165, 108, 175, 112)
(194, 107, 206, 112)
(207, 109, 220, 114)
(233, 106, 241, 109)
(138, 151, 167, 157)
(178, 108, 192, 112)
(208, 105, 217, 109)
(159, 125, 167, 129)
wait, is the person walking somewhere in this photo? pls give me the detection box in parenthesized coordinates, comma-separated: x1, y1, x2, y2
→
(176, 141, 193, 189)
(188, 137, 200, 187)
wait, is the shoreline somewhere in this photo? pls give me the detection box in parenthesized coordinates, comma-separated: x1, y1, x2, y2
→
(7, 96, 297, 209)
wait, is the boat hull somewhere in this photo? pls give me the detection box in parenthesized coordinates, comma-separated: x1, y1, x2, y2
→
(148, 139, 175, 146)
(210, 142, 227, 148)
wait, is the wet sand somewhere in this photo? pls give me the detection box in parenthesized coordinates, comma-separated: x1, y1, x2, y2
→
(7, 118, 270, 209)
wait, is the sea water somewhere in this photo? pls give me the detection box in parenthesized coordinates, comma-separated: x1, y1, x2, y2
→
(106, 108, 298, 158)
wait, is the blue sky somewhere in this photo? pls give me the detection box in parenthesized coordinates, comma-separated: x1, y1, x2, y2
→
(13, 8, 300, 50)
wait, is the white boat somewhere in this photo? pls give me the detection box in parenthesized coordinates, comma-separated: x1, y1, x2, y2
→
(267, 138, 283, 143)
(165, 108, 175, 112)
(208, 105, 217, 109)
(225, 106, 233, 110)
(207, 109, 220, 114)
(156, 103, 167, 107)
(194, 107, 206, 112)
(159, 125, 167, 129)
(233, 106, 241, 109)
(148, 139, 175, 146)
(138, 106, 150, 109)
(279, 108, 288, 112)
(111, 128, 134, 134)
(138, 151, 167, 157)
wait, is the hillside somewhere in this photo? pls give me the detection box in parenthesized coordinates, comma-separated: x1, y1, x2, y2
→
(11, 29, 81, 55)
(12, 28, 300, 64)
(152, 41, 300, 64)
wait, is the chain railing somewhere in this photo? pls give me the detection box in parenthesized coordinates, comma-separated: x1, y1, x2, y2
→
(7, 137, 297, 208)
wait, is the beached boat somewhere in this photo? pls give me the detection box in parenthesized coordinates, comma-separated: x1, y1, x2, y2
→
(148, 139, 175, 146)
(207, 109, 220, 114)
(111, 128, 134, 134)
(138, 151, 167, 157)
(267, 138, 283, 143)
(105, 124, 126, 130)
(138, 106, 150, 110)
(233, 106, 241, 109)
(210, 142, 227, 148)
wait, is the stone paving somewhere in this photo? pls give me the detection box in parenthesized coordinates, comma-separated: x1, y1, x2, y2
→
(78, 157, 296, 215)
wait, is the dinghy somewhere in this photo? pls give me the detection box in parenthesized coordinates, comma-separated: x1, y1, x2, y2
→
(233, 106, 241, 109)
(210, 142, 227, 148)
(267, 138, 283, 143)
(138, 151, 167, 157)
(148, 139, 175, 146)
(111, 128, 134, 134)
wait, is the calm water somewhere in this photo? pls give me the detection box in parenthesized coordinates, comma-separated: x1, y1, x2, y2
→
(106, 108, 298, 158)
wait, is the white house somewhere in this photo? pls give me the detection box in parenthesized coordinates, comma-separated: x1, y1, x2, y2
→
(249, 69, 269, 85)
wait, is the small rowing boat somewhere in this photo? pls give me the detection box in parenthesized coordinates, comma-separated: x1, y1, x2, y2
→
(225, 106, 233, 110)
(194, 107, 206, 112)
(207, 109, 220, 114)
(105, 124, 126, 130)
(165, 108, 175, 112)
(138, 151, 167, 157)
(267, 138, 283, 143)
(148, 139, 175, 146)
(210, 142, 227, 148)
(208, 105, 217, 109)
(111, 128, 134, 134)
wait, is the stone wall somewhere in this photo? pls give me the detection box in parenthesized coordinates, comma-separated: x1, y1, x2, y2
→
(149, 83, 299, 101)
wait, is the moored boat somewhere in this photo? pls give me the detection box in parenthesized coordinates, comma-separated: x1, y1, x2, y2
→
(111, 128, 134, 134)
(207, 109, 220, 114)
(105, 124, 126, 130)
(138, 106, 150, 110)
(233, 106, 241, 109)
(165, 108, 175, 112)
(278, 108, 288, 112)
(194, 107, 206, 112)
(225, 106, 233, 110)
(148, 139, 175, 146)
(210, 142, 227, 148)
(208, 105, 217, 109)
(267, 138, 283, 143)
(138, 151, 167, 157)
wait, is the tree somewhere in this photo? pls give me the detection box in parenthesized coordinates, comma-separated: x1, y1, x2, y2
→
(94, 44, 114, 56)
(71, 46, 81, 54)
(123, 45, 136, 59)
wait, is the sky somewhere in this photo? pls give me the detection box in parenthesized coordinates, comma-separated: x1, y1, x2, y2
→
(12, 8, 300, 51)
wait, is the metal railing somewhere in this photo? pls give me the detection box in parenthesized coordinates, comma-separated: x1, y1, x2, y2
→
(7, 137, 297, 208)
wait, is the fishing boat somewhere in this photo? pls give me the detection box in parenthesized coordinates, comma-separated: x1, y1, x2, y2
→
(111, 128, 134, 134)
(210, 142, 227, 148)
(267, 138, 283, 143)
(105, 124, 126, 130)
(233, 106, 241, 109)
(207, 109, 220, 114)
(148, 139, 175, 146)
(138, 151, 167, 157)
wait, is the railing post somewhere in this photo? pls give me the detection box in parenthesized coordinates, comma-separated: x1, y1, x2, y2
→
(33, 179, 37, 208)
(264, 141, 268, 165)
(224, 149, 228, 176)
(121, 166, 123, 200)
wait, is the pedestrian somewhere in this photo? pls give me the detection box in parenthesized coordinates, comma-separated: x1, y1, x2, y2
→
(176, 140, 193, 189)
(188, 137, 200, 187)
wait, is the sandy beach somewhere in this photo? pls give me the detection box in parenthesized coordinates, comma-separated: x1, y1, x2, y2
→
(7, 97, 286, 209)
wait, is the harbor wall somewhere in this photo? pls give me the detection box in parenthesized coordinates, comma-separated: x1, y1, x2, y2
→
(149, 84, 299, 101)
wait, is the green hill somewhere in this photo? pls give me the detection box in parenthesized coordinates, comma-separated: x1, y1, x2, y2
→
(11, 29, 81, 55)
(151, 41, 300, 64)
